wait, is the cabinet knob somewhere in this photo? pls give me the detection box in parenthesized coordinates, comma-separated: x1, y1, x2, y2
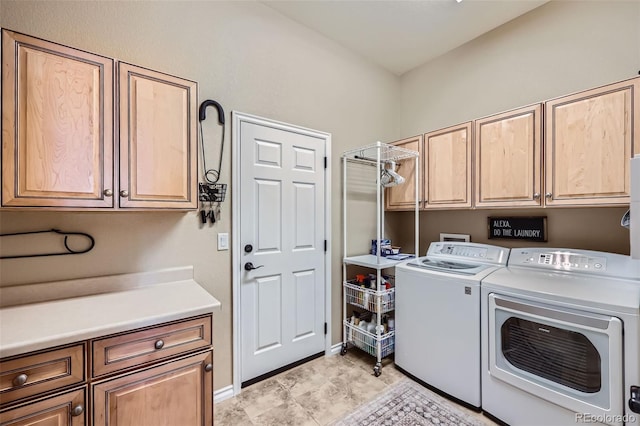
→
(12, 373, 28, 387)
(103, 189, 113, 197)
(120, 190, 129, 197)
(533, 193, 540, 199)
(545, 192, 552, 198)
(154, 340, 165, 350)
(205, 363, 213, 372)
(71, 404, 84, 416)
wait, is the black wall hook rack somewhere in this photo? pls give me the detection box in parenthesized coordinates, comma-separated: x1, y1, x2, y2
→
(0, 228, 95, 259)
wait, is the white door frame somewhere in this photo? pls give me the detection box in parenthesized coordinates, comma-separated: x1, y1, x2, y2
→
(231, 111, 332, 395)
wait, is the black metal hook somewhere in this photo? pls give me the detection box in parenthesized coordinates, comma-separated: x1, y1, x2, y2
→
(0, 228, 95, 259)
(56, 229, 95, 254)
(198, 99, 225, 124)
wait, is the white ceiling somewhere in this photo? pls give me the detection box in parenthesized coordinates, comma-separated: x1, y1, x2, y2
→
(263, 0, 549, 76)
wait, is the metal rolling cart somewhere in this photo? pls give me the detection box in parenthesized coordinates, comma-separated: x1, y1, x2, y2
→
(340, 141, 419, 376)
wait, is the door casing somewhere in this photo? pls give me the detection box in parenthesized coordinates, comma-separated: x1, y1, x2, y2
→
(231, 111, 332, 395)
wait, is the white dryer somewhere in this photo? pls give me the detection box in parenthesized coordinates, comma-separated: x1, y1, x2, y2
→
(481, 248, 640, 426)
(395, 241, 510, 409)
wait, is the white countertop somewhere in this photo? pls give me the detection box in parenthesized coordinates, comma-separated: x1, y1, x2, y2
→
(0, 267, 221, 358)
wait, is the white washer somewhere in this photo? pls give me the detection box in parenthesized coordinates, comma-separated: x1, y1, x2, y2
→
(481, 248, 640, 426)
(395, 241, 510, 408)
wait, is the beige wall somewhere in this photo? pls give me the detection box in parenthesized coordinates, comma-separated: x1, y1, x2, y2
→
(0, 0, 400, 390)
(2, 0, 639, 394)
(389, 207, 631, 256)
(396, 0, 639, 255)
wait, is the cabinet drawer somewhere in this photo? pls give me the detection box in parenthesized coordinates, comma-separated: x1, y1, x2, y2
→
(0, 387, 86, 426)
(91, 315, 212, 378)
(0, 344, 86, 406)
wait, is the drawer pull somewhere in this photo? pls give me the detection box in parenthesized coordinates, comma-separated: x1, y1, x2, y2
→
(12, 373, 28, 387)
(205, 363, 213, 372)
(71, 404, 84, 416)
(154, 340, 165, 350)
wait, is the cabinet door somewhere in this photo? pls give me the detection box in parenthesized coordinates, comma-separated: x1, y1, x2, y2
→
(474, 104, 542, 208)
(385, 136, 422, 211)
(0, 387, 86, 426)
(423, 123, 472, 209)
(1, 30, 114, 208)
(545, 77, 639, 206)
(118, 63, 198, 209)
(92, 351, 213, 426)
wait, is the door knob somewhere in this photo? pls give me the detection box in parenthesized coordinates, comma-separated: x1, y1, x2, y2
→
(630, 386, 640, 414)
(244, 262, 264, 271)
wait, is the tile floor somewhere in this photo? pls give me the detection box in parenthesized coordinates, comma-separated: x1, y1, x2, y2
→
(215, 350, 498, 425)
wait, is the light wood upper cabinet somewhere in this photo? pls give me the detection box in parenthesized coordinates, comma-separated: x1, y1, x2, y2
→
(423, 123, 472, 209)
(1, 30, 114, 208)
(385, 136, 422, 211)
(118, 63, 198, 209)
(545, 77, 639, 206)
(1, 30, 198, 210)
(474, 104, 542, 208)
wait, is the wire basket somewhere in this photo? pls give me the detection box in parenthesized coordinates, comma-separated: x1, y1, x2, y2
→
(344, 282, 395, 313)
(344, 321, 395, 358)
(199, 183, 227, 203)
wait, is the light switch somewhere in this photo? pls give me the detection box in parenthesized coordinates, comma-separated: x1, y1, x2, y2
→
(218, 233, 229, 250)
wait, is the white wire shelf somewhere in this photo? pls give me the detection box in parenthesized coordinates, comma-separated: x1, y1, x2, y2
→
(343, 321, 395, 358)
(341, 141, 418, 164)
(344, 282, 395, 313)
(343, 254, 408, 269)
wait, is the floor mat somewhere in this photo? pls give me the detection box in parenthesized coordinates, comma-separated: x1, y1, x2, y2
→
(330, 378, 484, 426)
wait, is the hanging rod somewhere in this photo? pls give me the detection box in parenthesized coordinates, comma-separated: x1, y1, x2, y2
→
(0, 228, 95, 259)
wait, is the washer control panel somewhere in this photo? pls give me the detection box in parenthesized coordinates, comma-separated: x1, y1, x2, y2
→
(427, 242, 509, 265)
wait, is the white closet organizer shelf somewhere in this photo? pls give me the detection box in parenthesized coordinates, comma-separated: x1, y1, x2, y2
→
(343, 321, 395, 358)
(344, 281, 395, 313)
(341, 141, 419, 377)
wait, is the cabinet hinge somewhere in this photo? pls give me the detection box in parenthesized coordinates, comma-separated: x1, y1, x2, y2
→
(324, 322, 328, 335)
(324, 157, 327, 169)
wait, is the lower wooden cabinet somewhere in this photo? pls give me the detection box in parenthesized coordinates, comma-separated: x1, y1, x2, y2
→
(0, 387, 86, 426)
(92, 351, 213, 426)
(0, 315, 214, 426)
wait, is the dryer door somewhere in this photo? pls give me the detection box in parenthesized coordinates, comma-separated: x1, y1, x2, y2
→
(488, 294, 624, 424)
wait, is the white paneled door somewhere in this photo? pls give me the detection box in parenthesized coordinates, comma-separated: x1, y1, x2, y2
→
(238, 117, 327, 384)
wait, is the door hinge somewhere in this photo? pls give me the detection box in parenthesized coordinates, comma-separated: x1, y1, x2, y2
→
(324, 322, 328, 335)
(324, 157, 327, 169)
(324, 240, 327, 252)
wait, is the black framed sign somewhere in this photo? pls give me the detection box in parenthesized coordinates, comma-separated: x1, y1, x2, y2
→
(488, 216, 547, 242)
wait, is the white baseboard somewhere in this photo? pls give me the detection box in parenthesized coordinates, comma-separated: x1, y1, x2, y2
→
(214, 385, 234, 403)
(330, 343, 342, 355)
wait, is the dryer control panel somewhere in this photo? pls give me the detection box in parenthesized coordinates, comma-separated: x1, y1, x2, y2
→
(509, 248, 640, 280)
(535, 252, 607, 271)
